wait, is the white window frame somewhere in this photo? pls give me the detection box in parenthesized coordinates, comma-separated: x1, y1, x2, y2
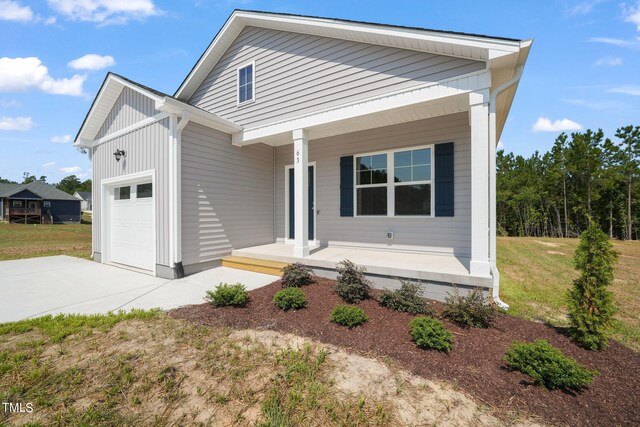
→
(12, 200, 23, 207)
(236, 61, 255, 106)
(43, 201, 51, 207)
(353, 144, 435, 218)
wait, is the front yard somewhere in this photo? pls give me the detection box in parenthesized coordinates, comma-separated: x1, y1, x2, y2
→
(0, 223, 91, 261)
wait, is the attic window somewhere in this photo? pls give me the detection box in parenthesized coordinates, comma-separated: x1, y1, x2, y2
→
(237, 63, 254, 105)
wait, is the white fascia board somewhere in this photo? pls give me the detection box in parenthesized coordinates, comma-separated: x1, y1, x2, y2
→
(233, 70, 490, 146)
(156, 98, 242, 134)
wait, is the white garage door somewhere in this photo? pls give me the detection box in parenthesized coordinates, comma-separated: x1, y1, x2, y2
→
(110, 182, 154, 271)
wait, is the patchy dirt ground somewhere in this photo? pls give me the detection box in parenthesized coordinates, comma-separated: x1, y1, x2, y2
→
(171, 278, 640, 427)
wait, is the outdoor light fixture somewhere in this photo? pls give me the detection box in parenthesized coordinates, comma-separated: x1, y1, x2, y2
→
(113, 149, 126, 162)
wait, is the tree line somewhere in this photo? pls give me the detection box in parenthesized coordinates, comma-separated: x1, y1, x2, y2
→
(0, 173, 91, 196)
(497, 125, 640, 240)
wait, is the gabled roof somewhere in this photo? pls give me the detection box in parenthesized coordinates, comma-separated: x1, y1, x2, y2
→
(74, 72, 242, 147)
(175, 9, 532, 101)
(74, 191, 92, 202)
(0, 181, 80, 201)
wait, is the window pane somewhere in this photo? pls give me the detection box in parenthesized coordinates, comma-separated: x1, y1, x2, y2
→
(357, 187, 387, 215)
(395, 184, 431, 216)
(357, 171, 371, 185)
(115, 186, 130, 200)
(394, 150, 411, 167)
(356, 156, 371, 170)
(239, 67, 246, 85)
(413, 148, 430, 165)
(246, 65, 252, 82)
(137, 183, 152, 198)
(413, 165, 430, 181)
(371, 169, 388, 184)
(371, 153, 387, 169)
(394, 166, 411, 183)
(246, 82, 253, 100)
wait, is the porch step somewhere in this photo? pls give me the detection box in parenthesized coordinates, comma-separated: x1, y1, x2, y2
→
(222, 256, 289, 276)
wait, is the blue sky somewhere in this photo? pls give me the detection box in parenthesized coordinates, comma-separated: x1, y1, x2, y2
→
(1, 0, 639, 183)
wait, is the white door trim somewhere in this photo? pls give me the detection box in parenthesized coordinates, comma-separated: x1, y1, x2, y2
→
(100, 169, 156, 276)
(284, 162, 317, 245)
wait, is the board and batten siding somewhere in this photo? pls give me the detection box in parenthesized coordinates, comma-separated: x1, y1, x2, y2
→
(275, 113, 472, 257)
(189, 26, 485, 128)
(180, 122, 274, 268)
(92, 118, 171, 266)
(96, 87, 158, 140)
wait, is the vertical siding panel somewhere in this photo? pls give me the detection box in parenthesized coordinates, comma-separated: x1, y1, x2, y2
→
(189, 27, 485, 128)
(96, 87, 158, 139)
(275, 113, 472, 257)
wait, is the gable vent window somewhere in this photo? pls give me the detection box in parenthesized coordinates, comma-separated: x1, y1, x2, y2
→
(237, 63, 254, 105)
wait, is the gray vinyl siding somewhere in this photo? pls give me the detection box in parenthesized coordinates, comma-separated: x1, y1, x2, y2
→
(275, 113, 472, 257)
(92, 118, 171, 266)
(181, 122, 274, 267)
(96, 87, 157, 139)
(189, 26, 485, 128)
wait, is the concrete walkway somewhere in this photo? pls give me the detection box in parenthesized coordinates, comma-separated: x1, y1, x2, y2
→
(0, 256, 278, 323)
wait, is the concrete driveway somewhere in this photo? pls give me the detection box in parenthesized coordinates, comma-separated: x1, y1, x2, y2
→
(0, 256, 278, 323)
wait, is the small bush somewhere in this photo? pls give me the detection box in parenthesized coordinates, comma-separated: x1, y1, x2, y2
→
(330, 305, 368, 328)
(409, 317, 453, 353)
(281, 262, 314, 288)
(205, 283, 249, 307)
(503, 339, 596, 390)
(334, 260, 372, 303)
(442, 287, 495, 328)
(273, 288, 308, 311)
(378, 281, 434, 315)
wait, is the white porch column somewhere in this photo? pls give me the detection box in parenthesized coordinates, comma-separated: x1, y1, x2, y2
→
(293, 129, 309, 258)
(469, 91, 490, 277)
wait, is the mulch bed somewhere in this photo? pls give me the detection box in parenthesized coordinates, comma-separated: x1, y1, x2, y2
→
(170, 278, 640, 426)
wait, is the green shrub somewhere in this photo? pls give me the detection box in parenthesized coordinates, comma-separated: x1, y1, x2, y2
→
(281, 262, 314, 288)
(503, 339, 596, 390)
(273, 288, 308, 311)
(567, 222, 618, 350)
(409, 317, 453, 353)
(205, 283, 249, 307)
(334, 260, 371, 303)
(330, 305, 368, 328)
(378, 281, 434, 315)
(442, 287, 495, 328)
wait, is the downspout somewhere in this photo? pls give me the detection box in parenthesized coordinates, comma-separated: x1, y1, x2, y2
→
(488, 65, 524, 310)
(172, 111, 190, 278)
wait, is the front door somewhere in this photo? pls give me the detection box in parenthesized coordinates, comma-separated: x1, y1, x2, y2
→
(288, 165, 315, 241)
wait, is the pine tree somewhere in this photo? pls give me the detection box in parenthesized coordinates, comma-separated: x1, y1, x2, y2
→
(567, 222, 618, 350)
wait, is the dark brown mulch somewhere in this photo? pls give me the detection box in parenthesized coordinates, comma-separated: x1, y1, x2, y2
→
(170, 278, 640, 427)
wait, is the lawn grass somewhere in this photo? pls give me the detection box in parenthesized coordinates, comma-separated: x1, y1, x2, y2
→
(498, 237, 640, 351)
(0, 222, 92, 261)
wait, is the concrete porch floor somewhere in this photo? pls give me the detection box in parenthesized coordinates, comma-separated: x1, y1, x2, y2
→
(232, 243, 492, 288)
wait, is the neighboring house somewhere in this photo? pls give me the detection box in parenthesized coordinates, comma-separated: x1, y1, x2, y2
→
(74, 191, 93, 211)
(0, 181, 82, 224)
(74, 10, 532, 304)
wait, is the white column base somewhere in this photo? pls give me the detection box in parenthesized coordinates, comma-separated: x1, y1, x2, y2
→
(293, 245, 310, 258)
(469, 260, 491, 277)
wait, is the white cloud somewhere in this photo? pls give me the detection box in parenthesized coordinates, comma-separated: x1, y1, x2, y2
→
(68, 54, 115, 70)
(0, 57, 86, 96)
(43, 16, 57, 25)
(624, 1, 640, 30)
(48, 0, 160, 25)
(608, 85, 640, 96)
(567, 0, 606, 15)
(595, 56, 623, 66)
(51, 134, 72, 143)
(588, 37, 633, 46)
(42, 161, 56, 168)
(0, 0, 34, 22)
(532, 117, 583, 133)
(60, 166, 81, 173)
(563, 98, 622, 110)
(0, 116, 32, 131)
(497, 140, 505, 150)
(0, 99, 21, 108)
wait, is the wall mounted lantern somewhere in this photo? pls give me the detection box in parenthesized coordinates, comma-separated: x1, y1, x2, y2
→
(113, 149, 126, 162)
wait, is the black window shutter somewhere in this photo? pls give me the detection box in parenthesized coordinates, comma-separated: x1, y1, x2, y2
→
(339, 155, 354, 217)
(434, 142, 454, 217)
